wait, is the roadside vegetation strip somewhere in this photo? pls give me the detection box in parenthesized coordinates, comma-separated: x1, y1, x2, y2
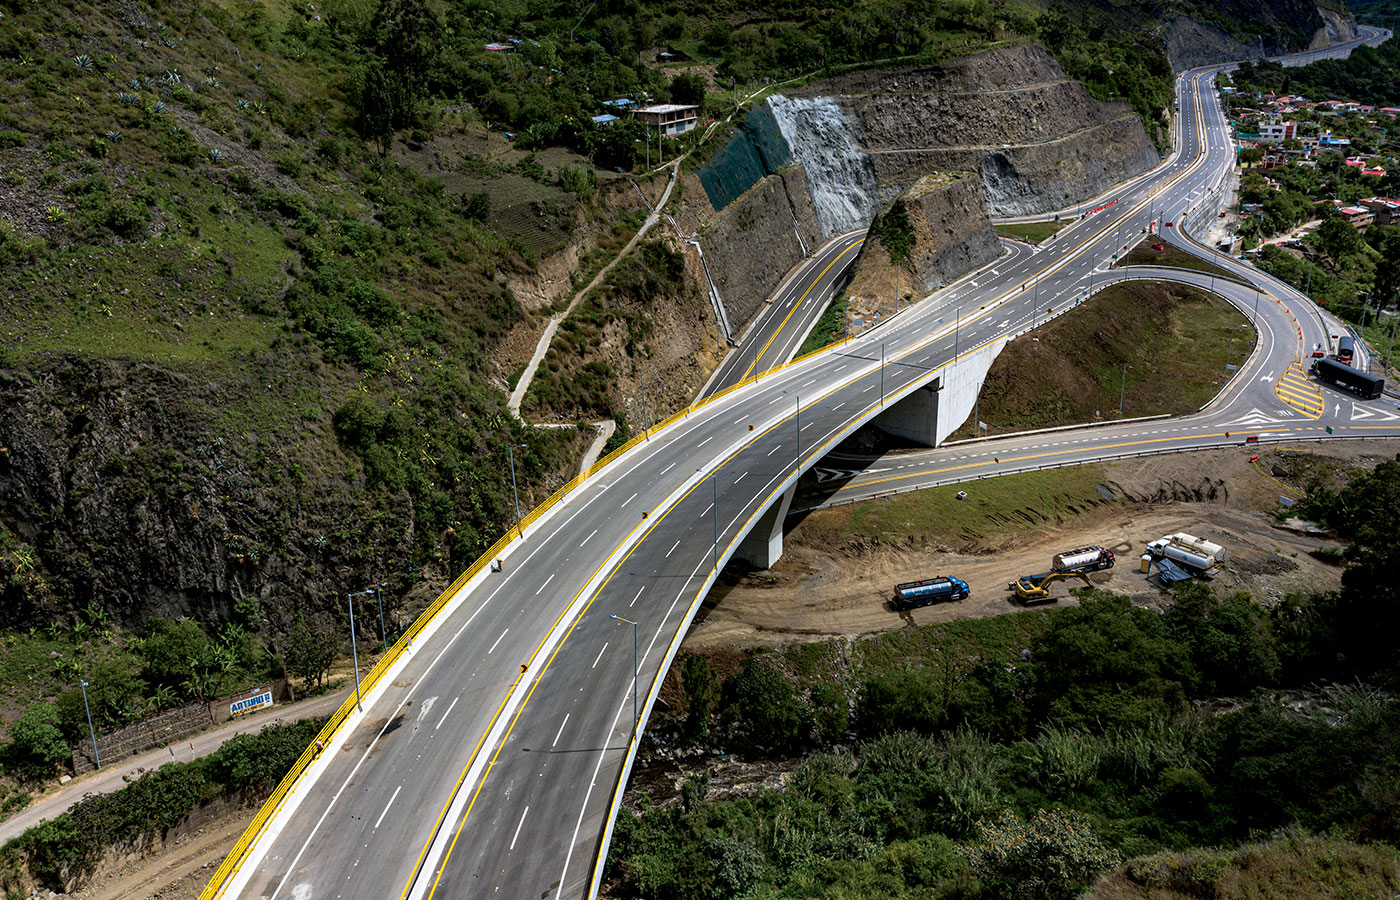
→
(826, 465, 1113, 549)
(3, 716, 325, 893)
(945, 280, 1252, 440)
(797, 294, 851, 356)
(994, 219, 1070, 243)
(1123, 241, 1244, 284)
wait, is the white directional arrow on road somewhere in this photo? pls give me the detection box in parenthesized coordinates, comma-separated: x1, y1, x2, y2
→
(1352, 403, 1400, 421)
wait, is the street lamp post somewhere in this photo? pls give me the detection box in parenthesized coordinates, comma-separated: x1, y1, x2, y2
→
(880, 341, 885, 405)
(954, 304, 961, 360)
(507, 442, 525, 537)
(609, 615, 639, 744)
(712, 475, 718, 572)
(80, 679, 100, 770)
(347, 592, 363, 712)
(1118, 364, 1134, 418)
(781, 390, 800, 459)
(374, 583, 387, 647)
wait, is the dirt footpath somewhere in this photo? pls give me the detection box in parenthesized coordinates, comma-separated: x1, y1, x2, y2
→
(683, 441, 1399, 652)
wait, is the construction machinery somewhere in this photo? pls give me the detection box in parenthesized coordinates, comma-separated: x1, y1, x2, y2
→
(1007, 570, 1094, 603)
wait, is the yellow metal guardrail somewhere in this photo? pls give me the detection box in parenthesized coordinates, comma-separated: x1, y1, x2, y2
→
(200, 339, 849, 898)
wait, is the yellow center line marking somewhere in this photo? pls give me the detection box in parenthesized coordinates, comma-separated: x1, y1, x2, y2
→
(740, 238, 864, 382)
(413, 65, 1229, 900)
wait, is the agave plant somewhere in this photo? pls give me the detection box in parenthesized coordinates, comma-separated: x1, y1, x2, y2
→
(153, 100, 165, 113)
(73, 54, 95, 70)
(141, 74, 153, 87)
(203, 75, 220, 88)
(162, 35, 178, 49)
(168, 124, 183, 136)
(207, 147, 223, 163)
(249, 100, 266, 116)
(105, 130, 123, 143)
(163, 69, 181, 85)
(118, 92, 139, 104)
(236, 98, 249, 110)
(127, 78, 141, 90)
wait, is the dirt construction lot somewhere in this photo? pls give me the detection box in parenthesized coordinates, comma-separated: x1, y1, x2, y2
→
(683, 440, 1400, 653)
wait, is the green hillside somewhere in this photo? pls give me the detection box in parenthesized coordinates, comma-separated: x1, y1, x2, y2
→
(0, 0, 1352, 746)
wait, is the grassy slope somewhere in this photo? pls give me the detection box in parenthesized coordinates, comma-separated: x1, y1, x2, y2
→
(949, 280, 1252, 438)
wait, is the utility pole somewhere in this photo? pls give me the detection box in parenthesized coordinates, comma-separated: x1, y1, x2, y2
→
(609, 615, 639, 745)
(639, 366, 650, 438)
(507, 442, 525, 536)
(711, 475, 718, 572)
(879, 342, 885, 405)
(782, 390, 800, 458)
(80, 679, 100, 770)
(347, 592, 363, 712)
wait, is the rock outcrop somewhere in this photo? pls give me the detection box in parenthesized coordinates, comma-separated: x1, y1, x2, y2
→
(794, 45, 1161, 217)
(675, 165, 825, 338)
(843, 174, 1000, 330)
(1165, 1, 1343, 70)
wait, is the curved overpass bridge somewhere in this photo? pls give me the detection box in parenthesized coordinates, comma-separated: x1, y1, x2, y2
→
(204, 27, 1393, 900)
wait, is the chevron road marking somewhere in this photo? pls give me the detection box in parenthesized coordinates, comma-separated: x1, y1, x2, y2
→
(1274, 362, 1324, 418)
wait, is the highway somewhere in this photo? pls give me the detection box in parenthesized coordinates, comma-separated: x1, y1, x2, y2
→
(208, 26, 1393, 900)
(797, 264, 1400, 512)
(703, 231, 866, 396)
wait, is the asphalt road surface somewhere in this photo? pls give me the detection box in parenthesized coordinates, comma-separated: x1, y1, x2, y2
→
(216, 27, 1393, 900)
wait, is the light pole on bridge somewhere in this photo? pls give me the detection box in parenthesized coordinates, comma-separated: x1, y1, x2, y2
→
(609, 615, 639, 745)
(781, 389, 800, 459)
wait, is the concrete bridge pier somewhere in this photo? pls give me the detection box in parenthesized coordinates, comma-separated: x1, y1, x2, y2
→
(876, 377, 942, 446)
(876, 335, 1008, 448)
(735, 484, 797, 569)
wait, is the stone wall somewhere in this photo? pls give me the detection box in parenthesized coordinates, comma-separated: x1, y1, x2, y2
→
(72, 702, 212, 775)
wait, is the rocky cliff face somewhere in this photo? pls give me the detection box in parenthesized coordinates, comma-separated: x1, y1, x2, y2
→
(795, 45, 1162, 217)
(1312, 7, 1358, 50)
(0, 357, 417, 630)
(843, 174, 1000, 330)
(675, 166, 825, 338)
(1165, 2, 1345, 69)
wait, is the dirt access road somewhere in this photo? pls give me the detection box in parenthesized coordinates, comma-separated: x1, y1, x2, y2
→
(683, 440, 1399, 652)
